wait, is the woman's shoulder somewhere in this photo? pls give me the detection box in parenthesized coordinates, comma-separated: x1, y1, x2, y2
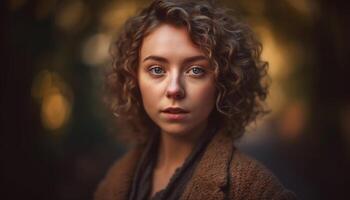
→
(230, 150, 297, 200)
(94, 146, 144, 200)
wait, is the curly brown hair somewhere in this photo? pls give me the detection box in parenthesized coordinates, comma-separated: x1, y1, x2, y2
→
(105, 0, 269, 143)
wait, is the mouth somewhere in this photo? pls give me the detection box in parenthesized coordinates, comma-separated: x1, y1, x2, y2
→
(161, 107, 189, 121)
(161, 107, 189, 114)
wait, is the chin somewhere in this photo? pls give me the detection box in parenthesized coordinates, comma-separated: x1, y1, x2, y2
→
(158, 123, 194, 136)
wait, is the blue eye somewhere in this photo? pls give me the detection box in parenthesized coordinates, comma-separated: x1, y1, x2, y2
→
(149, 66, 165, 76)
(188, 66, 205, 76)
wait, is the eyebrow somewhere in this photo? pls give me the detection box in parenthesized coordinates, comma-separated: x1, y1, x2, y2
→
(142, 55, 208, 64)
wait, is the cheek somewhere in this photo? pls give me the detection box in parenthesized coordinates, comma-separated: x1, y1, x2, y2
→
(190, 81, 217, 113)
(138, 79, 162, 112)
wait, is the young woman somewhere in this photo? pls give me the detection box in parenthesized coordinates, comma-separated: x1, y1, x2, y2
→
(95, 0, 297, 199)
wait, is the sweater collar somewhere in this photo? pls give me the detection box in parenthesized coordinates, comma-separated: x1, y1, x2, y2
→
(111, 129, 235, 200)
(180, 129, 235, 200)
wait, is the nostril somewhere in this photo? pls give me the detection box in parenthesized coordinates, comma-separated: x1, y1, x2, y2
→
(166, 85, 185, 99)
(166, 89, 185, 99)
(166, 75, 185, 99)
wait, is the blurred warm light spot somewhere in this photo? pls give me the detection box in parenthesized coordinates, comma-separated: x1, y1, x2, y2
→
(32, 70, 73, 131)
(82, 33, 112, 66)
(254, 24, 303, 116)
(7, 0, 27, 11)
(279, 101, 307, 140)
(100, 1, 137, 32)
(257, 26, 291, 79)
(41, 92, 71, 130)
(255, 25, 291, 115)
(285, 0, 318, 17)
(55, 0, 87, 32)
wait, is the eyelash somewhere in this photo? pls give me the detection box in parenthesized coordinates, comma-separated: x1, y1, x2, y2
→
(148, 66, 165, 76)
(187, 66, 205, 76)
(148, 65, 206, 77)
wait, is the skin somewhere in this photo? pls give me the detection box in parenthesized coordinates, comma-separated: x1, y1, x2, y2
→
(138, 23, 217, 197)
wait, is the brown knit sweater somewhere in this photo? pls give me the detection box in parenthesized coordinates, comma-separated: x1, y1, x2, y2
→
(95, 130, 297, 200)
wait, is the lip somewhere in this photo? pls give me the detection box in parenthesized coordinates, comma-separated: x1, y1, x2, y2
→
(161, 107, 189, 121)
(161, 107, 189, 114)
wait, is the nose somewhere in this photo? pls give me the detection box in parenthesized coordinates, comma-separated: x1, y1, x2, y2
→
(166, 72, 185, 100)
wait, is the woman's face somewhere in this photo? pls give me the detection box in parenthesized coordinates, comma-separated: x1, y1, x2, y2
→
(138, 23, 216, 137)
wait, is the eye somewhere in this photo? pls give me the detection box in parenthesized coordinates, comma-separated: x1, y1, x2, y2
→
(148, 66, 165, 76)
(187, 66, 205, 76)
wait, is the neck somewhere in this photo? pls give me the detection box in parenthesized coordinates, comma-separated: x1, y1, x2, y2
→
(156, 123, 208, 172)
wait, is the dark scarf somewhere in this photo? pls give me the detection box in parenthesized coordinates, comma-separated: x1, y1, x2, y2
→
(128, 126, 217, 200)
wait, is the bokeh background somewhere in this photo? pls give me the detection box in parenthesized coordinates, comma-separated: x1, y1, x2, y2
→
(1, 0, 349, 199)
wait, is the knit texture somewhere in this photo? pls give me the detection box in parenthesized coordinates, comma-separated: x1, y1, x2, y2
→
(94, 130, 297, 200)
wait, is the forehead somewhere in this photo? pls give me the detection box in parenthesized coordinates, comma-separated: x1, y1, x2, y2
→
(140, 23, 205, 60)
